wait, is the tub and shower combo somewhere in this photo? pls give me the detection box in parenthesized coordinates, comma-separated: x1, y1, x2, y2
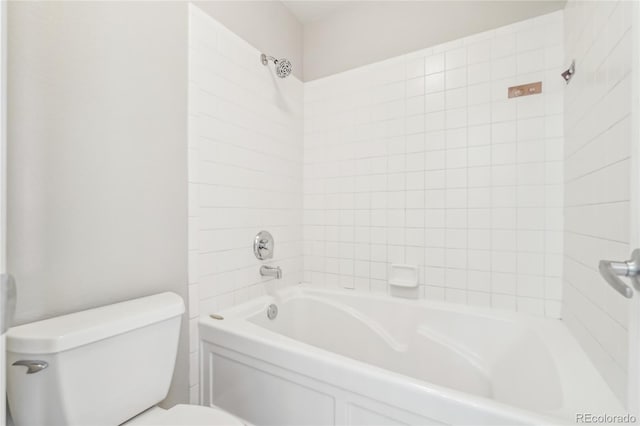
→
(199, 286, 622, 425)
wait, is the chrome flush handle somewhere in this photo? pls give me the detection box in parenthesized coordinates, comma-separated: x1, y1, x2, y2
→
(598, 249, 640, 298)
(12, 360, 49, 374)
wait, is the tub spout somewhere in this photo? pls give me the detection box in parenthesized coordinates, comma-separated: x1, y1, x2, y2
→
(260, 265, 282, 279)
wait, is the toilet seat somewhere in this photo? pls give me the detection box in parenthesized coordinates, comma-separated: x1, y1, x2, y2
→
(127, 404, 246, 426)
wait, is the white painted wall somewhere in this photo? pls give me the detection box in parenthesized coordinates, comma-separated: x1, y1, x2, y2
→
(7, 1, 190, 406)
(192, 1, 303, 80)
(303, 11, 564, 317)
(0, 1, 6, 424)
(303, 1, 565, 81)
(562, 0, 634, 405)
(187, 4, 304, 402)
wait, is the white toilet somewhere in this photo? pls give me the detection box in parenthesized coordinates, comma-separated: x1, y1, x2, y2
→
(6, 292, 245, 426)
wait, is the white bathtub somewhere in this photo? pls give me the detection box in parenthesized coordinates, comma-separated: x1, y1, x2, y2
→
(199, 286, 623, 425)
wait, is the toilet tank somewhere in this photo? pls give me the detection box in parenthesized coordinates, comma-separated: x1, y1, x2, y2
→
(6, 292, 185, 426)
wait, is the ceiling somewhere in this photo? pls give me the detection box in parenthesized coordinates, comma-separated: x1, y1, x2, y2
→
(281, 1, 354, 24)
(282, 1, 566, 27)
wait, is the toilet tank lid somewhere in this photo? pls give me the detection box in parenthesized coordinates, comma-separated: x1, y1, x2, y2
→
(7, 292, 185, 355)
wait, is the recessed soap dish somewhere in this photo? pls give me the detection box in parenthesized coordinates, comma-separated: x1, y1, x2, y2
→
(389, 264, 419, 288)
(389, 264, 420, 299)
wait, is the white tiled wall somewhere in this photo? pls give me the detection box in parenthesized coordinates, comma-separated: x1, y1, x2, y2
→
(303, 11, 564, 317)
(562, 0, 633, 404)
(187, 5, 304, 402)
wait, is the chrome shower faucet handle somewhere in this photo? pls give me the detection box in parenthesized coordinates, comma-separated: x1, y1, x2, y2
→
(253, 230, 274, 260)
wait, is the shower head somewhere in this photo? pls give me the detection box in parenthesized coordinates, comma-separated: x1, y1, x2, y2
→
(261, 53, 292, 78)
(275, 58, 292, 78)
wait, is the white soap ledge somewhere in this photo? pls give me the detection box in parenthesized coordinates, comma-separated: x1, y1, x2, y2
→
(389, 264, 419, 289)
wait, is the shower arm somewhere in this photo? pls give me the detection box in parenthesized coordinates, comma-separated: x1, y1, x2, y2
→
(261, 54, 277, 65)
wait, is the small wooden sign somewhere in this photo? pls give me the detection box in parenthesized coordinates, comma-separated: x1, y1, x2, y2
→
(508, 81, 542, 98)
